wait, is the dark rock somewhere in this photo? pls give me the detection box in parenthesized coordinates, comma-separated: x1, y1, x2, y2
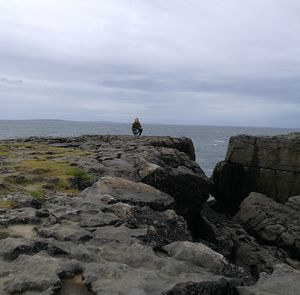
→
(211, 133, 300, 214)
(0, 207, 41, 226)
(129, 206, 192, 248)
(36, 222, 93, 242)
(163, 278, 241, 295)
(199, 204, 279, 278)
(4, 174, 28, 184)
(36, 208, 51, 218)
(7, 193, 42, 209)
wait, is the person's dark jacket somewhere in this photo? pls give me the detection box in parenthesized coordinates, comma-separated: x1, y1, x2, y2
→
(132, 122, 142, 130)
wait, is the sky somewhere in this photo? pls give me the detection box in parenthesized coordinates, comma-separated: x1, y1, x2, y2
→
(0, 0, 299, 127)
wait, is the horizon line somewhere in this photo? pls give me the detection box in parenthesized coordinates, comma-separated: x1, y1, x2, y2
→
(0, 119, 298, 130)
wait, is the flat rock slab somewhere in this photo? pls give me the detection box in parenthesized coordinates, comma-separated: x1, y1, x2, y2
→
(80, 176, 175, 211)
(0, 252, 81, 294)
(36, 222, 93, 242)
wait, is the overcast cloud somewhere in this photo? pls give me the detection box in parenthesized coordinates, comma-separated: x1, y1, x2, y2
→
(0, 0, 299, 127)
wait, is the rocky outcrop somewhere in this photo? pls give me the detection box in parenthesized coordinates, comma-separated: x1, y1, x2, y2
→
(0, 178, 245, 294)
(211, 132, 300, 214)
(1, 135, 250, 294)
(199, 204, 280, 278)
(7, 135, 210, 237)
(233, 192, 300, 261)
(2, 133, 299, 294)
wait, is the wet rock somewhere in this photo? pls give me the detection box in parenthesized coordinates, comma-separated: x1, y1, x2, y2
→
(211, 132, 300, 214)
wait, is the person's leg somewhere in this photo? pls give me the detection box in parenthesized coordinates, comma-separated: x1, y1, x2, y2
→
(138, 128, 143, 136)
(132, 128, 139, 136)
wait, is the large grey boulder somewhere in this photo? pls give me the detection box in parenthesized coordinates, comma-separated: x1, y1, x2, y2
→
(211, 132, 300, 214)
(199, 204, 280, 277)
(233, 192, 300, 260)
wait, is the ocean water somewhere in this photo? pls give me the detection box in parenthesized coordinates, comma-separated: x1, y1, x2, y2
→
(0, 120, 298, 176)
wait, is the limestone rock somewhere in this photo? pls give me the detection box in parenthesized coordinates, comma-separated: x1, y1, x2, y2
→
(0, 135, 260, 294)
(163, 241, 227, 271)
(163, 278, 241, 295)
(238, 264, 300, 295)
(211, 133, 300, 213)
(233, 192, 300, 260)
(36, 222, 93, 242)
(80, 176, 175, 212)
(0, 252, 81, 294)
(199, 204, 280, 277)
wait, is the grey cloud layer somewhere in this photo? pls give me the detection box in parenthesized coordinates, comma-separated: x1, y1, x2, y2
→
(0, 0, 299, 127)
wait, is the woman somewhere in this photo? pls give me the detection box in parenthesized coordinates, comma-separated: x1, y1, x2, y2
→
(132, 118, 143, 136)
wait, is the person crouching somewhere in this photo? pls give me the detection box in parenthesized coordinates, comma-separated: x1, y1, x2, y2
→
(132, 118, 143, 136)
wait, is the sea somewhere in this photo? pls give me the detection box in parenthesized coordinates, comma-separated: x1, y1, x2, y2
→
(0, 120, 298, 176)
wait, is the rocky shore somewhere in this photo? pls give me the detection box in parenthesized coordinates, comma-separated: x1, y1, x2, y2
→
(0, 134, 299, 294)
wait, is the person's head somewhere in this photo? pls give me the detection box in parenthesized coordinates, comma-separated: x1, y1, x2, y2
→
(134, 118, 139, 123)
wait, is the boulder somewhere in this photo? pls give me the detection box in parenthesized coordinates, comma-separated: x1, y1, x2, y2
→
(211, 133, 300, 214)
(233, 192, 300, 260)
(199, 204, 280, 277)
(163, 241, 227, 271)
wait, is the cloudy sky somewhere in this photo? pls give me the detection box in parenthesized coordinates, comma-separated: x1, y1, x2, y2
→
(0, 0, 299, 127)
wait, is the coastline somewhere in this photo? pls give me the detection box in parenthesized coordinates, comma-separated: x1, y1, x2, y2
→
(0, 134, 299, 294)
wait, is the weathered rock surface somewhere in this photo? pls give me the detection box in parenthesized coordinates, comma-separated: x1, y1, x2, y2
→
(211, 133, 300, 214)
(7, 135, 210, 237)
(238, 264, 300, 295)
(199, 204, 280, 278)
(80, 176, 175, 211)
(233, 192, 300, 260)
(163, 278, 241, 295)
(0, 135, 249, 294)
